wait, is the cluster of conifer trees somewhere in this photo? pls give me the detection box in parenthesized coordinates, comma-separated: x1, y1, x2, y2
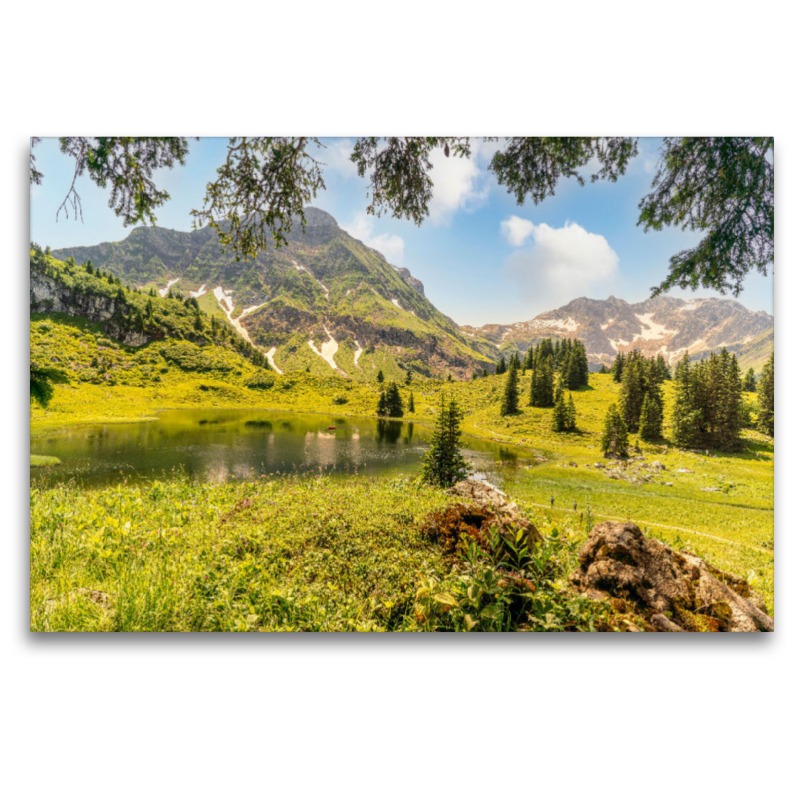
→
(615, 350, 667, 441)
(377, 383, 404, 418)
(499, 338, 587, 430)
(671, 350, 744, 450)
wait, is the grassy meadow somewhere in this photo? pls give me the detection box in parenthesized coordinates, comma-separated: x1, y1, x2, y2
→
(30, 314, 774, 628)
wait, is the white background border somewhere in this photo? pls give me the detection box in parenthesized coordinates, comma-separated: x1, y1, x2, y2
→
(3, 2, 796, 798)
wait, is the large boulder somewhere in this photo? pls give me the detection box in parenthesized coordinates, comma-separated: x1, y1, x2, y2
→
(571, 521, 773, 632)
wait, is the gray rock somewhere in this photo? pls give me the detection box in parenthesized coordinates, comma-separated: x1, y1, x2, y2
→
(571, 521, 773, 632)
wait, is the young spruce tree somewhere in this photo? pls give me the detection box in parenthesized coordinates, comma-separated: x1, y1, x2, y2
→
(601, 403, 629, 459)
(420, 395, 469, 488)
(500, 357, 520, 415)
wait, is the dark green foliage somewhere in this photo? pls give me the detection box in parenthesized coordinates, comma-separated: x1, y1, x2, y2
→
(612, 352, 624, 382)
(30, 252, 269, 371)
(386, 383, 403, 417)
(495, 355, 507, 375)
(191, 137, 326, 256)
(743, 367, 757, 393)
(500, 359, 520, 416)
(566, 394, 577, 431)
(405, 369, 412, 385)
(376, 369, 384, 384)
(619, 355, 647, 431)
(408, 391, 415, 413)
(529, 355, 554, 408)
(640, 137, 773, 296)
(420, 395, 469, 488)
(756, 352, 774, 436)
(656, 353, 671, 381)
(639, 391, 663, 441)
(601, 403, 629, 459)
(378, 382, 403, 418)
(671, 349, 744, 450)
(30, 365, 68, 408)
(552, 385, 577, 432)
(50, 138, 189, 226)
(598, 364, 610, 374)
(245, 373, 275, 390)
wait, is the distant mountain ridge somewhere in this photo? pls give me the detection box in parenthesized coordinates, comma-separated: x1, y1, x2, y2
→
(53, 208, 496, 380)
(462, 295, 773, 370)
(50, 211, 773, 377)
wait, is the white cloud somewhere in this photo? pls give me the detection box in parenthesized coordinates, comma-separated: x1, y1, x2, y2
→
(342, 213, 405, 266)
(428, 147, 489, 225)
(501, 215, 536, 247)
(504, 220, 620, 307)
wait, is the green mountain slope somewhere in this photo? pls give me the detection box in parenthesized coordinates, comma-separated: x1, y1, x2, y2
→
(53, 208, 497, 380)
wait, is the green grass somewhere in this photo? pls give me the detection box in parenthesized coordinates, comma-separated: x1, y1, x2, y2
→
(31, 473, 634, 632)
(31, 455, 61, 467)
(30, 314, 774, 620)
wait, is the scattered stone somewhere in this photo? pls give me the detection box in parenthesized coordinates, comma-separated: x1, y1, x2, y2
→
(675, 468, 694, 474)
(571, 521, 773, 632)
(651, 461, 666, 470)
(593, 462, 606, 469)
(660, 482, 673, 487)
(700, 487, 720, 492)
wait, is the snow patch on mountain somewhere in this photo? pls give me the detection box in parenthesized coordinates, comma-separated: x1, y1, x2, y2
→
(266, 347, 283, 374)
(308, 327, 345, 374)
(634, 313, 677, 341)
(159, 278, 179, 298)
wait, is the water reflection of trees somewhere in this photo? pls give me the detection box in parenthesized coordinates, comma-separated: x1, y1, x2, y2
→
(376, 420, 403, 444)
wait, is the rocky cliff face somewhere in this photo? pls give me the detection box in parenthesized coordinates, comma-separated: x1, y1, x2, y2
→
(394, 267, 426, 298)
(30, 270, 150, 346)
(463, 295, 773, 369)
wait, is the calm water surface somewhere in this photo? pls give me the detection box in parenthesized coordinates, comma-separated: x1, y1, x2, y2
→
(31, 409, 533, 487)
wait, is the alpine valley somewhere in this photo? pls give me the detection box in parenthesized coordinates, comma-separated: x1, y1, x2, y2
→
(52, 207, 774, 378)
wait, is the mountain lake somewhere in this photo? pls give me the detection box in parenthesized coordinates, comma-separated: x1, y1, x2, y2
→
(30, 409, 534, 487)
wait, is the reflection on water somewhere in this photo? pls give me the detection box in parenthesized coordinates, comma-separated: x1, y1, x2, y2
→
(31, 409, 534, 487)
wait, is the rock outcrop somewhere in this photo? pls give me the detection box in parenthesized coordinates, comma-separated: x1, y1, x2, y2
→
(422, 478, 542, 557)
(571, 521, 773, 632)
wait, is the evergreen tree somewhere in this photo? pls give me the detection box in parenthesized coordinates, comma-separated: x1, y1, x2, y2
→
(529, 355, 554, 408)
(482, 369, 488, 378)
(382, 382, 404, 417)
(757, 352, 774, 436)
(523, 346, 534, 371)
(639, 391, 662, 441)
(601, 403, 629, 459)
(500, 358, 520, 416)
(376, 369, 384, 384)
(598, 364, 609, 374)
(656, 353, 671, 381)
(408, 391, 415, 413)
(552, 387, 568, 432)
(377, 389, 387, 416)
(565, 394, 577, 431)
(671, 353, 703, 447)
(495, 356, 507, 375)
(619, 355, 647, 431)
(743, 367, 757, 393)
(405, 369, 412, 385)
(420, 395, 470, 488)
(612, 352, 625, 382)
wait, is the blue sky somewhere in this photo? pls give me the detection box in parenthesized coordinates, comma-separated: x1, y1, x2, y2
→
(30, 137, 773, 326)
